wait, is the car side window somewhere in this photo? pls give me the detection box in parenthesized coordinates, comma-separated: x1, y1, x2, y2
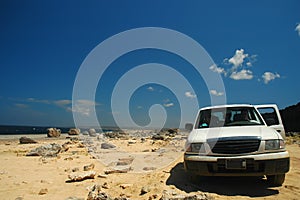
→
(257, 107, 279, 126)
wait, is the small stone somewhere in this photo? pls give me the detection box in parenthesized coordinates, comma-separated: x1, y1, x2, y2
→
(65, 197, 84, 200)
(120, 184, 133, 189)
(116, 157, 134, 166)
(72, 167, 80, 172)
(102, 182, 109, 189)
(98, 174, 108, 178)
(64, 157, 73, 161)
(143, 167, 157, 171)
(83, 163, 95, 171)
(140, 186, 150, 195)
(38, 188, 48, 195)
(128, 140, 136, 144)
(104, 166, 132, 174)
(77, 143, 85, 148)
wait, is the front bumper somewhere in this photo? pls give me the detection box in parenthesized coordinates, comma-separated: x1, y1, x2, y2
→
(184, 151, 290, 176)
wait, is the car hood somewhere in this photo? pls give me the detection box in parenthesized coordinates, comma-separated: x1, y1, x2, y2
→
(187, 125, 280, 143)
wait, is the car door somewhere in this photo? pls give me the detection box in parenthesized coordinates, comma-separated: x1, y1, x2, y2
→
(255, 104, 286, 139)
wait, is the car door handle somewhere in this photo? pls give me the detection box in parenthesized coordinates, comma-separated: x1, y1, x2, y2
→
(276, 130, 281, 133)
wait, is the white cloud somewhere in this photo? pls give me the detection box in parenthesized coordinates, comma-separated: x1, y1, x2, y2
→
(147, 86, 154, 91)
(246, 62, 252, 67)
(163, 103, 174, 107)
(230, 69, 253, 80)
(210, 90, 224, 96)
(296, 23, 300, 36)
(27, 98, 50, 104)
(262, 72, 280, 84)
(15, 103, 29, 108)
(209, 64, 226, 75)
(76, 99, 99, 106)
(68, 99, 100, 116)
(228, 49, 248, 69)
(185, 91, 197, 98)
(54, 100, 72, 106)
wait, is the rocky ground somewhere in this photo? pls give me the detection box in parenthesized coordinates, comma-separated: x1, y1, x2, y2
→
(0, 132, 299, 200)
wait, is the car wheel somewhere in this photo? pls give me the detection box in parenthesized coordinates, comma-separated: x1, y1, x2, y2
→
(267, 174, 285, 186)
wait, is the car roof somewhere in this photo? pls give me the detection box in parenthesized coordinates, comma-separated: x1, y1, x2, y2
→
(200, 104, 254, 110)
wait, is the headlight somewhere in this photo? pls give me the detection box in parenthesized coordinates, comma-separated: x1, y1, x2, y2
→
(186, 143, 204, 153)
(265, 139, 285, 150)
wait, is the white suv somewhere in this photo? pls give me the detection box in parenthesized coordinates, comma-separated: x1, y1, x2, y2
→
(184, 104, 290, 186)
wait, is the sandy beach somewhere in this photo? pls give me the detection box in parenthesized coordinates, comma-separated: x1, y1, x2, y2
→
(0, 133, 299, 200)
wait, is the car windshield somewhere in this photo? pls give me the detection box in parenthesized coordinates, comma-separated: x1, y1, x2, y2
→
(197, 106, 265, 128)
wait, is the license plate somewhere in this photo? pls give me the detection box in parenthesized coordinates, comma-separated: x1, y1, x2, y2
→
(225, 159, 247, 169)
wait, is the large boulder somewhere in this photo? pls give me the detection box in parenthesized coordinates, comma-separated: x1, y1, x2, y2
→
(68, 128, 80, 135)
(47, 128, 61, 137)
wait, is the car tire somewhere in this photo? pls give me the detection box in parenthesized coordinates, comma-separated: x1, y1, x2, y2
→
(267, 174, 285, 186)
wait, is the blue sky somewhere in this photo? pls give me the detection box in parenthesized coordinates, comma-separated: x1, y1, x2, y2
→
(0, 0, 299, 128)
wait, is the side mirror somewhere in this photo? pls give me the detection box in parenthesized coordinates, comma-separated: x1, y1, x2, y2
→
(185, 123, 194, 131)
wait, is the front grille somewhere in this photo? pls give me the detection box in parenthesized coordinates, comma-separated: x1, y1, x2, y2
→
(208, 137, 261, 154)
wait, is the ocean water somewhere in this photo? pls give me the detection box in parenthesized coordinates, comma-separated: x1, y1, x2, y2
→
(0, 125, 70, 135)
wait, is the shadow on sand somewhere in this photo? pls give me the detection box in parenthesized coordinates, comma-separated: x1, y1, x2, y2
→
(166, 162, 279, 197)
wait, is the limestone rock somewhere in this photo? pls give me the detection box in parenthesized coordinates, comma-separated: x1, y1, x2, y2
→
(104, 131, 129, 139)
(104, 166, 132, 174)
(84, 163, 95, 171)
(101, 143, 116, 149)
(98, 174, 108, 178)
(116, 157, 134, 166)
(87, 184, 112, 200)
(65, 197, 84, 200)
(47, 128, 61, 137)
(152, 134, 166, 140)
(26, 143, 62, 157)
(68, 128, 80, 135)
(143, 167, 157, 171)
(19, 137, 37, 144)
(82, 131, 89, 135)
(88, 129, 97, 137)
(38, 188, 48, 195)
(140, 186, 150, 195)
(120, 184, 133, 189)
(160, 190, 212, 200)
(68, 171, 96, 182)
